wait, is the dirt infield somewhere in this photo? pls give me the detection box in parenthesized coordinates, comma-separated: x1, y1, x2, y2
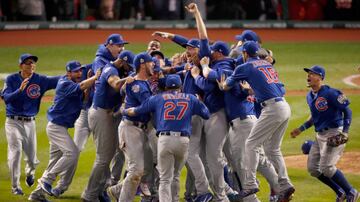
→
(285, 152, 360, 175)
(0, 29, 360, 46)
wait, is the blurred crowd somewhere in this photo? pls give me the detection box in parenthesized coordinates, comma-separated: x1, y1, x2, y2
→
(0, 0, 359, 22)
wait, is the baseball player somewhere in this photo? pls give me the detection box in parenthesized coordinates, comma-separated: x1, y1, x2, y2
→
(2, 53, 60, 195)
(290, 65, 359, 202)
(81, 50, 133, 202)
(112, 52, 154, 202)
(218, 41, 295, 201)
(28, 60, 99, 202)
(122, 74, 210, 202)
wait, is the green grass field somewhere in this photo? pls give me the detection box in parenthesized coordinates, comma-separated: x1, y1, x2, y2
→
(0, 42, 360, 202)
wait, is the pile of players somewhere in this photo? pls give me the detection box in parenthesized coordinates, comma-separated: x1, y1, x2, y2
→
(2, 3, 358, 202)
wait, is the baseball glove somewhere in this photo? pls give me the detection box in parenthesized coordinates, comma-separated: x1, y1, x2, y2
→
(327, 132, 348, 147)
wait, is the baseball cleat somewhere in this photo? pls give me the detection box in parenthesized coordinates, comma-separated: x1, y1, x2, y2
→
(194, 192, 213, 202)
(51, 187, 64, 198)
(277, 186, 295, 202)
(347, 189, 360, 202)
(336, 190, 346, 202)
(39, 180, 53, 196)
(25, 175, 35, 187)
(28, 193, 50, 202)
(12, 187, 24, 195)
(238, 188, 260, 198)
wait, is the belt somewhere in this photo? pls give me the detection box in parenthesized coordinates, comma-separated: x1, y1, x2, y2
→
(156, 131, 189, 138)
(260, 97, 284, 108)
(123, 119, 147, 130)
(8, 115, 35, 122)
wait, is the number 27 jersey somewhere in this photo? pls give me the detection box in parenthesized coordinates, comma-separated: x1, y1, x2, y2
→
(134, 91, 210, 135)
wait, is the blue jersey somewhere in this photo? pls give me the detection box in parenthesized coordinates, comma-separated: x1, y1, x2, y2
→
(306, 85, 350, 132)
(226, 57, 285, 103)
(123, 80, 152, 123)
(206, 59, 255, 121)
(93, 63, 123, 110)
(3, 72, 59, 117)
(134, 91, 210, 135)
(80, 64, 93, 109)
(47, 76, 83, 128)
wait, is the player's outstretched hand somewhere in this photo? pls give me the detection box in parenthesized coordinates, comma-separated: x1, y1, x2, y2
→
(152, 31, 173, 39)
(290, 128, 302, 138)
(185, 3, 198, 14)
(126, 76, 135, 84)
(19, 78, 30, 91)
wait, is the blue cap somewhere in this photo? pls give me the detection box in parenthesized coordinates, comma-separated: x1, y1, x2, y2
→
(235, 30, 259, 42)
(211, 41, 230, 56)
(133, 52, 153, 70)
(301, 140, 314, 155)
(118, 50, 135, 64)
(105, 34, 128, 45)
(66, 60, 82, 72)
(184, 38, 200, 48)
(304, 65, 326, 80)
(166, 74, 182, 88)
(152, 57, 161, 72)
(19, 53, 38, 65)
(240, 41, 259, 56)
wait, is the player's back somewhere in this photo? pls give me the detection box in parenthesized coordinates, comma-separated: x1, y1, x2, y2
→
(244, 58, 285, 103)
(143, 90, 208, 136)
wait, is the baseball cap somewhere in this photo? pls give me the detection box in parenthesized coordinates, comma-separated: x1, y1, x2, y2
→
(304, 65, 325, 80)
(19, 53, 38, 65)
(150, 50, 165, 59)
(240, 41, 259, 56)
(105, 34, 128, 45)
(235, 30, 259, 42)
(133, 52, 153, 70)
(184, 38, 200, 48)
(152, 57, 161, 72)
(301, 140, 314, 155)
(210, 41, 230, 56)
(166, 74, 182, 88)
(66, 60, 83, 72)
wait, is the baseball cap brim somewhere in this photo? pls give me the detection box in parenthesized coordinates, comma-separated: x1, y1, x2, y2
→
(235, 35, 243, 41)
(70, 66, 84, 72)
(21, 55, 38, 64)
(303, 68, 319, 75)
(183, 42, 197, 48)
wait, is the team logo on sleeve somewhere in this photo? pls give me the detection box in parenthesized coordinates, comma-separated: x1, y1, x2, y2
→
(131, 84, 140, 93)
(337, 94, 348, 104)
(26, 84, 41, 99)
(315, 97, 328, 111)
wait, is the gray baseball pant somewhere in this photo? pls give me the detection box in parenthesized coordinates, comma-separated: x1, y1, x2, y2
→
(40, 122, 79, 186)
(157, 135, 189, 202)
(118, 120, 148, 202)
(229, 116, 279, 201)
(5, 117, 39, 189)
(243, 100, 293, 193)
(204, 109, 230, 202)
(81, 107, 118, 201)
(186, 115, 210, 195)
(307, 128, 345, 178)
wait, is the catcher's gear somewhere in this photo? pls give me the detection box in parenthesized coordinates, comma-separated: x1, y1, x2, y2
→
(327, 132, 348, 147)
